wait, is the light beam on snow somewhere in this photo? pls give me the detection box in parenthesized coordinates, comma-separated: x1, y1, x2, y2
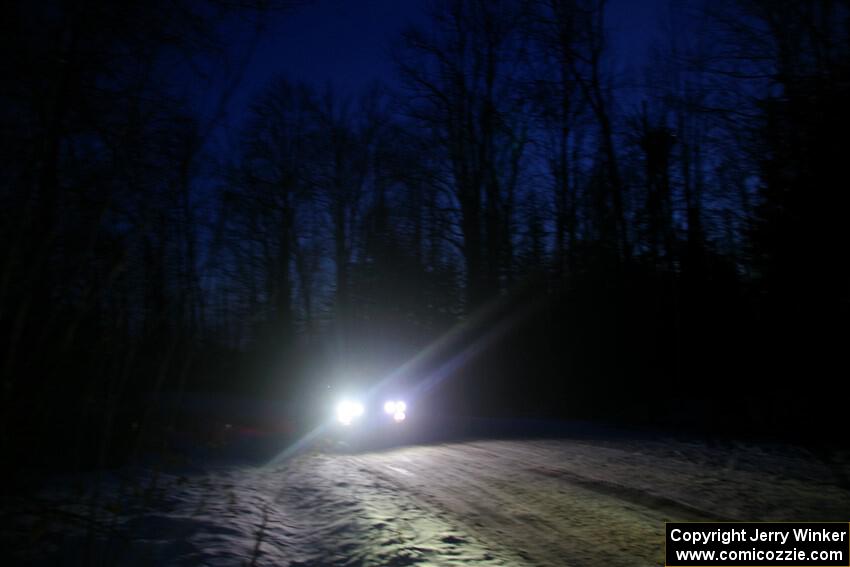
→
(264, 290, 542, 467)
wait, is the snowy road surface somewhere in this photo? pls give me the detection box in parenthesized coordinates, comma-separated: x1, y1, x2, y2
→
(13, 437, 850, 566)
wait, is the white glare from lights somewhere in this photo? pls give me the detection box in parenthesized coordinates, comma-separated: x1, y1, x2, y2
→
(336, 400, 364, 426)
(384, 400, 406, 415)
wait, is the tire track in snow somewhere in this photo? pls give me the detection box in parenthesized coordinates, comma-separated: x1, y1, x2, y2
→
(351, 444, 670, 566)
(445, 442, 730, 521)
(273, 452, 521, 565)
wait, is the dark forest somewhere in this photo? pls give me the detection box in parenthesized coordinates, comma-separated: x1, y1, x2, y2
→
(2, 0, 849, 489)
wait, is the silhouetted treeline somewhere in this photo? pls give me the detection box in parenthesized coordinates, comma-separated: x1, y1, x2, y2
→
(0, 0, 286, 481)
(2, 0, 849, 481)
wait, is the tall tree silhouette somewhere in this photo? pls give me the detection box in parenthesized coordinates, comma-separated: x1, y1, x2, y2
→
(398, 0, 529, 311)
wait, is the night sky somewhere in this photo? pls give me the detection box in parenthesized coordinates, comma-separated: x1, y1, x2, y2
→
(217, 0, 668, 129)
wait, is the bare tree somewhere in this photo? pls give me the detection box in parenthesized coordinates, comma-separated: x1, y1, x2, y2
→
(397, 0, 529, 310)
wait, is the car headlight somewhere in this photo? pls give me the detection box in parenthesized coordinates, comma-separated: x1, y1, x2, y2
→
(336, 400, 364, 426)
(384, 400, 407, 422)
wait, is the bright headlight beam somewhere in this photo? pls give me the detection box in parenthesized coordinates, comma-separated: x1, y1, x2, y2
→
(336, 400, 364, 426)
(265, 293, 536, 469)
(384, 400, 406, 415)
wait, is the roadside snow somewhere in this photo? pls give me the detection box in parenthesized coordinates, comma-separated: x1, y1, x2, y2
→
(9, 436, 850, 566)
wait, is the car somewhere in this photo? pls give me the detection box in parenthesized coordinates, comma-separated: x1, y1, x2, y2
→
(326, 396, 410, 451)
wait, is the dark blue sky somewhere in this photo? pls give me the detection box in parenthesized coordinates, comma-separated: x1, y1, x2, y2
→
(214, 0, 666, 127)
(246, 0, 424, 94)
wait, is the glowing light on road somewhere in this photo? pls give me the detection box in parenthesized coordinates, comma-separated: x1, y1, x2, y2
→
(264, 294, 534, 468)
(393, 411, 406, 422)
(336, 400, 364, 426)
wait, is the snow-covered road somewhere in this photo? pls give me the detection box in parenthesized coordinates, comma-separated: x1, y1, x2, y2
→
(11, 437, 850, 566)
